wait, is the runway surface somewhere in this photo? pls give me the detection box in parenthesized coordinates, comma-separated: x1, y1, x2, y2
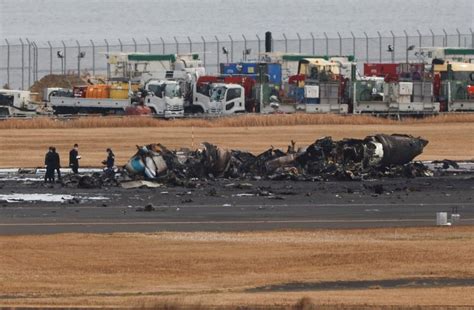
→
(0, 169, 473, 234)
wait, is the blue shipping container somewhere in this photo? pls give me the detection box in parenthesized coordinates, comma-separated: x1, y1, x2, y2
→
(220, 62, 282, 85)
(267, 63, 282, 84)
(242, 63, 258, 74)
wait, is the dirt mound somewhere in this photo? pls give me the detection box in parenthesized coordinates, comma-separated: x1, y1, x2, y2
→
(29, 74, 87, 101)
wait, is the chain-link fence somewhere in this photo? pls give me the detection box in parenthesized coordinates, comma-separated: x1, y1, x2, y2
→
(1, 29, 473, 90)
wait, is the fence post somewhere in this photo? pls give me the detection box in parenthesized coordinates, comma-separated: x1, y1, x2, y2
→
(104, 39, 110, 79)
(282, 33, 288, 53)
(337, 32, 342, 56)
(146, 37, 151, 53)
(416, 29, 422, 51)
(296, 33, 301, 53)
(377, 31, 382, 62)
(29, 39, 35, 83)
(76, 40, 81, 77)
(32, 42, 38, 82)
(310, 32, 315, 54)
(61, 40, 67, 75)
(118, 38, 123, 52)
(404, 30, 409, 64)
(364, 32, 369, 63)
(47, 41, 53, 75)
(390, 31, 395, 62)
(160, 37, 165, 54)
(442, 29, 448, 47)
(242, 34, 247, 60)
(215, 36, 220, 68)
(201, 36, 206, 67)
(5, 39, 10, 87)
(132, 38, 137, 52)
(19, 38, 25, 89)
(174, 36, 179, 54)
(324, 32, 329, 57)
(26, 38, 31, 88)
(90, 39, 95, 75)
(429, 29, 435, 47)
(456, 28, 461, 47)
(471, 28, 474, 48)
(187, 36, 192, 53)
(36, 42, 40, 81)
(350, 32, 355, 58)
(229, 35, 234, 62)
(256, 34, 261, 58)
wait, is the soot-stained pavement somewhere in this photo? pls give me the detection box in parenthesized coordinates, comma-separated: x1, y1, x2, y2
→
(0, 167, 473, 234)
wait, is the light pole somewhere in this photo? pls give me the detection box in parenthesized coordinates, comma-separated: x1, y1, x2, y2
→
(77, 51, 86, 77)
(57, 51, 64, 75)
(242, 48, 251, 61)
(258, 63, 270, 113)
(222, 47, 229, 63)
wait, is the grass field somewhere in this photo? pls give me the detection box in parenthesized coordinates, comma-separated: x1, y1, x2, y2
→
(0, 121, 472, 168)
(0, 227, 473, 308)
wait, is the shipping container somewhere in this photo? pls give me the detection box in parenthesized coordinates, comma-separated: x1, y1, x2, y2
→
(110, 82, 129, 99)
(85, 84, 111, 99)
(220, 62, 282, 84)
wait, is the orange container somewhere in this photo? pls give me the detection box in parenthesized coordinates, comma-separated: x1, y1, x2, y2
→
(85, 85, 111, 98)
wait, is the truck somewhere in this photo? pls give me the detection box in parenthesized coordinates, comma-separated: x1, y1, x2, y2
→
(433, 60, 474, 111)
(0, 89, 38, 117)
(353, 63, 439, 115)
(187, 76, 254, 115)
(287, 58, 352, 114)
(47, 52, 206, 116)
(48, 78, 185, 117)
(143, 79, 185, 118)
(417, 47, 474, 66)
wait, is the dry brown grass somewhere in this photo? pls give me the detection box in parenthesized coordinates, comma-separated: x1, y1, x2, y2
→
(0, 122, 472, 168)
(1, 113, 474, 130)
(0, 227, 473, 308)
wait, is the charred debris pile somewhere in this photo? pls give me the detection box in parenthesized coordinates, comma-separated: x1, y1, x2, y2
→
(64, 134, 432, 189)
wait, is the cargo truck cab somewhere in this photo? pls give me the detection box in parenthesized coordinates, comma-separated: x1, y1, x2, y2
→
(434, 61, 474, 112)
(206, 84, 245, 115)
(144, 80, 184, 118)
(190, 81, 246, 115)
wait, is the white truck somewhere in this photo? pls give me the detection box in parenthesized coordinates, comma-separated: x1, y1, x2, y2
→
(48, 79, 184, 118)
(0, 89, 38, 117)
(143, 79, 184, 118)
(190, 81, 246, 115)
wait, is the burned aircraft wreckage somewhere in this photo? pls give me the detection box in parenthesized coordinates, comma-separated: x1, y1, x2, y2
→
(67, 134, 430, 189)
(121, 134, 430, 184)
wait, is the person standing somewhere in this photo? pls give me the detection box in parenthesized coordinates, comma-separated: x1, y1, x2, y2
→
(102, 148, 115, 175)
(44, 146, 55, 183)
(51, 147, 61, 181)
(69, 144, 80, 174)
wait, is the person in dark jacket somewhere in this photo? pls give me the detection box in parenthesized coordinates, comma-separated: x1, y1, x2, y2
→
(102, 148, 115, 175)
(44, 146, 55, 183)
(69, 144, 80, 174)
(51, 147, 61, 181)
